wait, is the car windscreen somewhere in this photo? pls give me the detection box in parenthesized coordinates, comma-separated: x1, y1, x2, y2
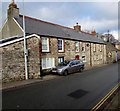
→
(58, 61, 70, 66)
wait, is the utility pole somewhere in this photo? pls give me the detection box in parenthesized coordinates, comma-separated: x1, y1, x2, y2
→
(23, 0, 28, 80)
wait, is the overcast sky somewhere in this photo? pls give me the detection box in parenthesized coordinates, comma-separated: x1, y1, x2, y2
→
(1, 0, 119, 40)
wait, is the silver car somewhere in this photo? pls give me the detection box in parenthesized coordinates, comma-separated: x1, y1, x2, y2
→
(52, 60, 84, 75)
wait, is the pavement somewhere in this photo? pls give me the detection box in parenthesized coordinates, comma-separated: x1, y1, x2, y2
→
(104, 90, 120, 110)
(1, 74, 59, 91)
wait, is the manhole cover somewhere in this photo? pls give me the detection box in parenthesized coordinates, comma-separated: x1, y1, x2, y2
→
(68, 89, 88, 99)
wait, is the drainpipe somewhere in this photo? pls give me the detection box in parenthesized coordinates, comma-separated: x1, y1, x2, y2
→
(23, 1, 28, 80)
(116, 51, 118, 62)
(103, 44, 104, 64)
(90, 43, 92, 66)
(39, 39, 43, 79)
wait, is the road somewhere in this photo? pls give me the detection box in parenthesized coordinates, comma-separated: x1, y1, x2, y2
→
(2, 63, 119, 109)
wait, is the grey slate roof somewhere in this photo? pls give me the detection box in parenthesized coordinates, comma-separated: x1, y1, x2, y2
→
(14, 15, 104, 44)
(61, 28, 104, 43)
(14, 15, 68, 38)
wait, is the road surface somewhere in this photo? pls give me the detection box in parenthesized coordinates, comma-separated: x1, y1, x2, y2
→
(2, 63, 119, 109)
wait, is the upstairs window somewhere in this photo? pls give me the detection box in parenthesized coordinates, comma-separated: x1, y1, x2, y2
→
(81, 42, 86, 52)
(82, 56, 86, 62)
(93, 44, 96, 52)
(75, 41, 79, 52)
(42, 37, 49, 52)
(58, 39, 64, 52)
(100, 45, 102, 52)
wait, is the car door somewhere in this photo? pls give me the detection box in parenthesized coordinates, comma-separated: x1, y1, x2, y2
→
(75, 60, 80, 72)
(68, 61, 76, 73)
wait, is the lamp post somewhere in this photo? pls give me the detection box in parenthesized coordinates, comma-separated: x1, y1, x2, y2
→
(23, 0, 28, 80)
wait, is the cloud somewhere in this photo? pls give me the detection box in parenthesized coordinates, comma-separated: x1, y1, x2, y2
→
(110, 30, 118, 40)
(28, 2, 118, 33)
(73, 18, 118, 32)
(103, 30, 118, 40)
(36, 5, 72, 22)
(24, 2, 82, 26)
(1, 2, 119, 40)
(2, 0, 120, 2)
(93, 2, 118, 20)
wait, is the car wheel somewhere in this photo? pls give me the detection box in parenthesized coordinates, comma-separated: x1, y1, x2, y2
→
(82, 67, 84, 71)
(63, 70, 68, 76)
(79, 68, 82, 72)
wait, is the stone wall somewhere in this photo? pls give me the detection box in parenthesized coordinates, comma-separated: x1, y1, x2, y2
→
(1, 36, 41, 83)
(41, 37, 105, 67)
(106, 43, 118, 63)
(91, 43, 105, 66)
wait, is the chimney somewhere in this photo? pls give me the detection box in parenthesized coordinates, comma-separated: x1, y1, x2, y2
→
(91, 29, 96, 36)
(74, 23, 81, 31)
(7, 0, 19, 18)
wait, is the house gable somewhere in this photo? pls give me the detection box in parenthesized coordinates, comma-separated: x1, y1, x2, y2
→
(0, 17, 23, 39)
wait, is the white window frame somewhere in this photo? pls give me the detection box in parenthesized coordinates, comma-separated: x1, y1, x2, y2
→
(58, 39, 64, 52)
(81, 42, 86, 52)
(75, 41, 79, 52)
(94, 55, 96, 61)
(96, 55, 99, 60)
(42, 58, 55, 69)
(93, 44, 96, 52)
(100, 45, 102, 52)
(42, 37, 50, 52)
(82, 55, 86, 63)
(101, 55, 103, 60)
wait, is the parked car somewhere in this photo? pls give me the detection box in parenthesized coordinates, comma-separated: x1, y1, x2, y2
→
(52, 59, 84, 75)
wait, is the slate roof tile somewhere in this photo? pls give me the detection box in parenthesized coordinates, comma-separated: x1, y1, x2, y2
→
(14, 15, 104, 44)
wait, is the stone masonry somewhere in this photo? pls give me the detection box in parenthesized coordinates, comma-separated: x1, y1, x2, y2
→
(41, 37, 106, 67)
(1, 36, 41, 83)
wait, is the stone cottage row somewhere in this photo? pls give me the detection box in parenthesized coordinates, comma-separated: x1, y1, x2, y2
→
(0, 31, 106, 82)
(0, 1, 118, 82)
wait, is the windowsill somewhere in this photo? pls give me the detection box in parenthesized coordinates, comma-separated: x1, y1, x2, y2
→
(75, 51, 80, 53)
(58, 50, 64, 53)
(42, 50, 50, 53)
(42, 67, 53, 70)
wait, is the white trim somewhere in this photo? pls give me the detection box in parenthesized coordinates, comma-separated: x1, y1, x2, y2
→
(93, 44, 96, 52)
(75, 41, 79, 52)
(42, 57, 55, 69)
(13, 18, 24, 32)
(100, 44, 102, 51)
(81, 42, 86, 52)
(42, 37, 50, 52)
(0, 34, 40, 47)
(0, 18, 8, 32)
(0, 35, 20, 41)
(58, 39, 64, 52)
